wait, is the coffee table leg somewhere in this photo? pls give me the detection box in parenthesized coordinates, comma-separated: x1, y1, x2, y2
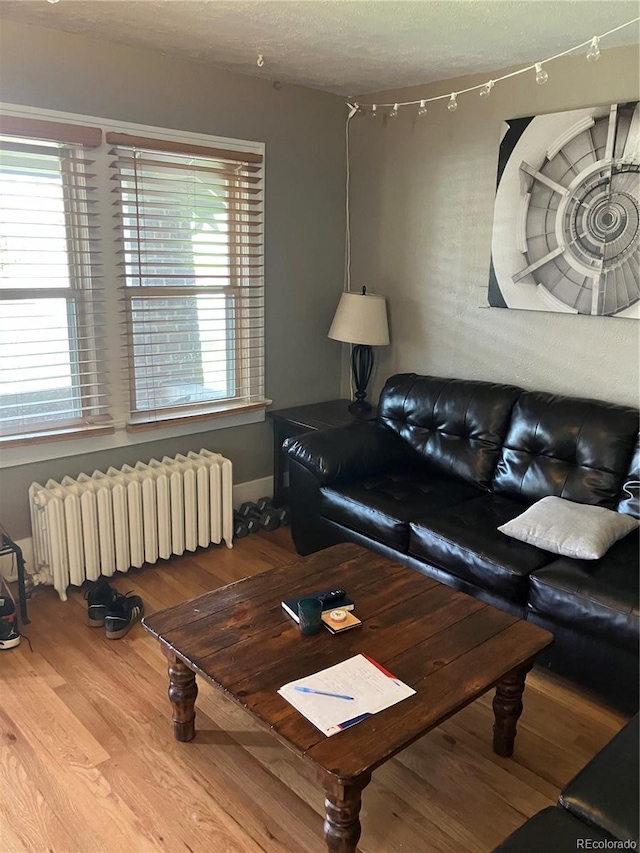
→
(163, 647, 198, 742)
(323, 773, 371, 853)
(492, 662, 533, 757)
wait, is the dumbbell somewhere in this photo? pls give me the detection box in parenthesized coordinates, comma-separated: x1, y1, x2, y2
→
(237, 501, 258, 519)
(237, 502, 271, 534)
(234, 510, 260, 537)
(237, 498, 284, 533)
(257, 506, 281, 532)
(233, 515, 250, 539)
(256, 501, 290, 531)
(272, 505, 290, 526)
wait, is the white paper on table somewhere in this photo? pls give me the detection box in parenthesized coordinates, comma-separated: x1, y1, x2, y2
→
(277, 653, 416, 737)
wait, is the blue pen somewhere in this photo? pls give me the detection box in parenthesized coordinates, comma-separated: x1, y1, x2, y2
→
(294, 686, 354, 700)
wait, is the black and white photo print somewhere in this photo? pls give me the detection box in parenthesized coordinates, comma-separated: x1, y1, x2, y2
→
(489, 102, 639, 318)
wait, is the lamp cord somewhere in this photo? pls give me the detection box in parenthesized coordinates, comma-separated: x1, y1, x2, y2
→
(344, 102, 357, 294)
(344, 103, 358, 401)
(623, 480, 640, 499)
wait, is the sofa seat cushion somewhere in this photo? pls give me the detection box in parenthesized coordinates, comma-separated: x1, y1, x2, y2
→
(492, 807, 613, 852)
(528, 531, 640, 653)
(559, 714, 639, 841)
(409, 494, 555, 603)
(319, 471, 481, 553)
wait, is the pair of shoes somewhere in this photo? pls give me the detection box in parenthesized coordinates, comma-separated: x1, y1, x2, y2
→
(85, 577, 144, 640)
(85, 576, 119, 626)
(104, 592, 144, 640)
(0, 577, 20, 650)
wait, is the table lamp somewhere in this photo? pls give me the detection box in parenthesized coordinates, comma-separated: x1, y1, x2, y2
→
(328, 287, 390, 415)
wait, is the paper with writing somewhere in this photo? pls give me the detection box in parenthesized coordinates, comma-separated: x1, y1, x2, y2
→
(277, 653, 415, 737)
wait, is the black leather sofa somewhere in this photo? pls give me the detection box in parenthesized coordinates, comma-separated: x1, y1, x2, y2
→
(284, 374, 639, 711)
(494, 713, 639, 850)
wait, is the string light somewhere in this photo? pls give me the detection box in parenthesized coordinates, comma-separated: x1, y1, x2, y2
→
(586, 36, 601, 62)
(479, 80, 494, 98)
(350, 16, 638, 117)
(389, 103, 399, 118)
(534, 62, 549, 84)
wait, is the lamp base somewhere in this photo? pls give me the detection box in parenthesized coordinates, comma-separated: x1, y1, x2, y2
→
(349, 344, 374, 419)
(348, 398, 372, 417)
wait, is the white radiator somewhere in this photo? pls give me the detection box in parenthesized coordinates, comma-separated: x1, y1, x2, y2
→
(28, 450, 233, 601)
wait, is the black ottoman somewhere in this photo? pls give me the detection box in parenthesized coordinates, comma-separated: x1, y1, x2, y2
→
(494, 806, 614, 851)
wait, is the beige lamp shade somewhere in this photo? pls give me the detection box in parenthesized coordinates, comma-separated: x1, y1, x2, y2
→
(328, 291, 390, 346)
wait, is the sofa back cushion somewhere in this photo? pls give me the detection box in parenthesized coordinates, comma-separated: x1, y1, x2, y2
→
(493, 391, 639, 508)
(378, 374, 522, 489)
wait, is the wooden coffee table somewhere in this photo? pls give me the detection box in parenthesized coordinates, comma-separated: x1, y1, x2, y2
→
(142, 543, 553, 853)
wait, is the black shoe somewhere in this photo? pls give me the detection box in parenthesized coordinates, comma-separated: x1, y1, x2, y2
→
(104, 592, 144, 640)
(0, 578, 20, 650)
(85, 576, 118, 627)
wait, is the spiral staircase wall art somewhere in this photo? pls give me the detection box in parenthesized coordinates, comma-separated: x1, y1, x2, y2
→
(489, 101, 639, 319)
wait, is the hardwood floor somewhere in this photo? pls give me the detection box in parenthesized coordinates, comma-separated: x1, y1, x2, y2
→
(0, 529, 626, 853)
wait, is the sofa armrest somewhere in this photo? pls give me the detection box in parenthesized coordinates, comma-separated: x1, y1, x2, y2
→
(283, 421, 406, 486)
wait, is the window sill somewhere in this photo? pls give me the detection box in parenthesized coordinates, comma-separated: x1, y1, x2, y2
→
(0, 405, 267, 470)
(0, 424, 115, 449)
(126, 401, 268, 433)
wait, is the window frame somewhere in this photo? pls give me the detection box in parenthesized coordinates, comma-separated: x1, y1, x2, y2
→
(0, 134, 109, 442)
(0, 103, 267, 465)
(112, 141, 263, 425)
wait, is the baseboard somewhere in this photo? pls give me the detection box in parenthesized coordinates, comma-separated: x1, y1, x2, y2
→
(232, 475, 274, 509)
(4, 476, 275, 580)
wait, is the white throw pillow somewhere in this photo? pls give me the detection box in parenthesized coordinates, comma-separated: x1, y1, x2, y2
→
(498, 496, 639, 560)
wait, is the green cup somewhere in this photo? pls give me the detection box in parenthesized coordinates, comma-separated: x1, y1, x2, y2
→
(298, 597, 323, 635)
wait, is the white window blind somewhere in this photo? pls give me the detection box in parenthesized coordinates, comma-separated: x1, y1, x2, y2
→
(0, 118, 109, 443)
(108, 134, 265, 428)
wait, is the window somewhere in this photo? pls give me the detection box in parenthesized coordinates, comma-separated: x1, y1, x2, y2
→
(109, 134, 265, 428)
(0, 117, 107, 442)
(0, 111, 265, 447)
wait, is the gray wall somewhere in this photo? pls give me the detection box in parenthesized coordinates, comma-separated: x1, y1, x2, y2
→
(348, 44, 640, 407)
(0, 20, 346, 538)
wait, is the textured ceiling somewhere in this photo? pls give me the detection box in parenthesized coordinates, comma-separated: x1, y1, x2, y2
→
(1, 0, 638, 96)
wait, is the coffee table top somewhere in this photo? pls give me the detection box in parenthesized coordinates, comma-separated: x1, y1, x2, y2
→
(143, 543, 552, 780)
